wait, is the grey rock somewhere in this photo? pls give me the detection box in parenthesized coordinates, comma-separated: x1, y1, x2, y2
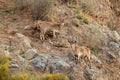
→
(18, 56, 26, 62)
(15, 33, 32, 49)
(108, 31, 120, 42)
(106, 52, 116, 61)
(31, 54, 48, 65)
(117, 51, 120, 56)
(118, 39, 120, 45)
(9, 62, 19, 68)
(71, 18, 80, 26)
(91, 55, 102, 64)
(35, 62, 46, 70)
(9, 64, 19, 68)
(98, 46, 109, 51)
(84, 68, 95, 80)
(108, 42, 119, 48)
(31, 54, 49, 72)
(24, 49, 38, 60)
(55, 60, 70, 72)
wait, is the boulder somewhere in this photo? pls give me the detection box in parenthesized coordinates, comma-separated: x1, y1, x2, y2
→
(31, 54, 50, 72)
(15, 33, 32, 50)
(9, 61, 19, 68)
(55, 60, 70, 72)
(108, 31, 120, 42)
(106, 52, 116, 62)
(108, 42, 119, 48)
(23, 49, 38, 60)
(84, 68, 95, 80)
(117, 51, 120, 56)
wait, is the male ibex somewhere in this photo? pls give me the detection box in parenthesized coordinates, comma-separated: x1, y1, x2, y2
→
(71, 44, 91, 63)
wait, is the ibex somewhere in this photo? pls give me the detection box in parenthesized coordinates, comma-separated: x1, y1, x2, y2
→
(71, 44, 91, 63)
(33, 20, 61, 41)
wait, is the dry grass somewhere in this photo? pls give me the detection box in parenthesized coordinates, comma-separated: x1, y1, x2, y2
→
(12, 0, 55, 20)
(28, 0, 55, 20)
(79, 0, 98, 13)
(12, 0, 28, 10)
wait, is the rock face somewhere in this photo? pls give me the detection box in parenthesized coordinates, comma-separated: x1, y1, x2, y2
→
(31, 54, 71, 73)
(28, 49, 120, 80)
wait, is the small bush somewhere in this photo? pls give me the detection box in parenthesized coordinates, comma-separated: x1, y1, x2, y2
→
(83, 17, 90, 24)
(61, 0, 78, 8)
(40, 73, 69, 80)
(28, 0, 55, 20)
(90, 47, 99, 54)
(28, 75, 40, 80)
(11, 73, 69, 80)
(0, 55, 9, 80)
(75, 11, 91, 24)
(12, 0, 55, 20)
(67, 1, 73, 8)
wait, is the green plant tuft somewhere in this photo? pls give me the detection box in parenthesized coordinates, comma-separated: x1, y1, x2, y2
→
(40, 73, 69, 80)
(83, 17, 90, 24)
(11, 73, 28, 80)
(0, 55, 9, 80)
(75, 10, 91, 24)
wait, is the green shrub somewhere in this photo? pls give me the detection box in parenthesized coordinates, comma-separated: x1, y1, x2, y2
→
(67, 1, 73, 8)
(11, 73, 69, 80)
(0, 55, 9, 80)
(40, 73, 69, 80)
(90, 47, 99, 54)
(28, 75, 40, 80)
(11, 73, 28, 80)
(64, 0, 78, 8)
(75, 11, 91, 24)
(83, 17, 90, 24)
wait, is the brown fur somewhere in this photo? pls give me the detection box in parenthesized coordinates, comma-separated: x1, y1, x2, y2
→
(33, 20, 60, 40)
(71, 44, 91, 63)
